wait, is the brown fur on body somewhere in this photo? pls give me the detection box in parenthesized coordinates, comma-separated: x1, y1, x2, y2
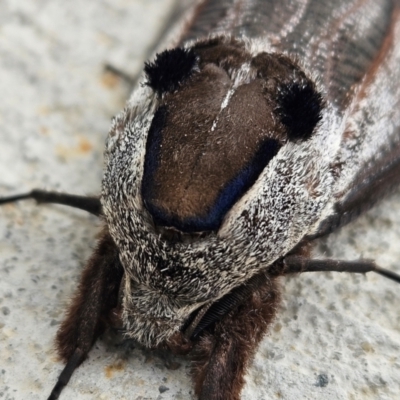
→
(191, 274, 281, 400)
(56, 229, 123, 361)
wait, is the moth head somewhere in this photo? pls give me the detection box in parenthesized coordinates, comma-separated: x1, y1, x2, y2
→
(101, 38, 328, 346)
(140, 37, 324, 237)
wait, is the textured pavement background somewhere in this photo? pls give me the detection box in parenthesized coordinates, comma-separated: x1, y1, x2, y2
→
(1, 1, 400, 399)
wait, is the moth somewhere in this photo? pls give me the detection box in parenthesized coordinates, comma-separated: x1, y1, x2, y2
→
(1, 0, 400, 399)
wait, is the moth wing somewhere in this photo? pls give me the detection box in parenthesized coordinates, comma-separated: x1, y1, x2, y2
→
(310, 7, 400, 238)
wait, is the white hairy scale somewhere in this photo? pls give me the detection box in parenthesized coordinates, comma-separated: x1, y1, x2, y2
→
(101, 36, 343, 347)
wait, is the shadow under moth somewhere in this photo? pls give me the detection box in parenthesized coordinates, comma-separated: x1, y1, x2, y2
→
(1, 0, 400, 399)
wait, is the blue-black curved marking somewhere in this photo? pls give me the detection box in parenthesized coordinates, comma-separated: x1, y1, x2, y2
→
(143, 123, 280, 232)
(142, 105, 168, 208)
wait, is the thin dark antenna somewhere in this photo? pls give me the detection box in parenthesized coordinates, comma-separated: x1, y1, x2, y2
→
(0, 189, 101, 216)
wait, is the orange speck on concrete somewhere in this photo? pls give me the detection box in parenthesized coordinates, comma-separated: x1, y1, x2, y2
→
(56, 137, 93, 161)
(40, 126, 49, 135)
(37, 106, 50, 116)
(78, 137, 93, 154)
(101, 71, 120, 89)
(104, 359, 126, 379)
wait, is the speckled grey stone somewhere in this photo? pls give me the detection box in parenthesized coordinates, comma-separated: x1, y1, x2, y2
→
(1, 1, 400, 400)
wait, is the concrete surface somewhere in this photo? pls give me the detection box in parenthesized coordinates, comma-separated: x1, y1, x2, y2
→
(0, 1, 399, 400)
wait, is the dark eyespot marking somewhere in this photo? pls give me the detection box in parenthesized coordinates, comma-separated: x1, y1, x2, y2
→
(144, 47, 198, 95)
(276, 81, 324, 141)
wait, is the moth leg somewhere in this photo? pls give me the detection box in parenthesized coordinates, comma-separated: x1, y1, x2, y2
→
(48, 230, 123, 400)
(0, 189, 101, 216)
(283, 255, 400, 283)
(191, 276, 281, 400)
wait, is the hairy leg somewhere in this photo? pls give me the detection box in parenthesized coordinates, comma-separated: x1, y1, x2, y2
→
(191, 275, 281, 400)
(282, 255, 400, 283)
(49, 229, 123, 399)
